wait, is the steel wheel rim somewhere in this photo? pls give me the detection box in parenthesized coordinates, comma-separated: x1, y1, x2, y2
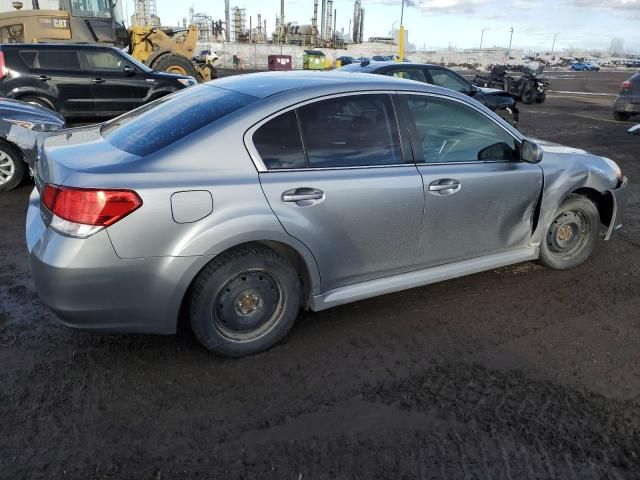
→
(547, 210, 589, 255)
(212, 270, 286, 342)
(0, 150, 15, 186)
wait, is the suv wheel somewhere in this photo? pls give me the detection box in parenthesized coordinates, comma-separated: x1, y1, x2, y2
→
(189, 245, 302, 357)
(539, 194, 600, 270)
(20, 95, 53, 110)
(0, 142, 25, 192)
(614, 111, 630, 121)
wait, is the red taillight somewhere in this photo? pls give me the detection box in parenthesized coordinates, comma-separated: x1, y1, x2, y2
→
(621, 80, 632, 91)
(0, 51, 6, 80)
(43, 184, 142, 227)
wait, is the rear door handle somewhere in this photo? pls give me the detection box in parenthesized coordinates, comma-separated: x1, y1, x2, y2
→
(428, 179, 461, 195)
(282, 188, 325, 204)
(91, 78, 106, 84)
(37, 75, 50, 81)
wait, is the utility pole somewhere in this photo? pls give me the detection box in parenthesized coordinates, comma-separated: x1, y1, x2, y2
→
(506, 27, 513, 58)
(480, 28, 489, 50)
(398, 0, 405, 62)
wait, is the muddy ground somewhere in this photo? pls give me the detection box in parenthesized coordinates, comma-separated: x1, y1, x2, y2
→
(1, 70, 639, 479)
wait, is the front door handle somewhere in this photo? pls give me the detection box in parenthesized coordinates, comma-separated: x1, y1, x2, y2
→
(428, 179, 461, 195)
(282, 188, 325, 204)
(91, 78, 106, 84)
(37, 75, 50, 81)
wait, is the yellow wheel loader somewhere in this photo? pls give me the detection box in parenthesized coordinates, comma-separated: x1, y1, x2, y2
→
(0, 0, 217, 82)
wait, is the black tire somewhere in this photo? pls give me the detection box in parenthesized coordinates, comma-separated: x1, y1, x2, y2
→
(613, 111, 630, 121)
(521, 86, 535, 104)
(539, 194, 600, 270)
(0, 141, 26, 193)
(152, 53, 198, 78)
(189, 245, 302, 357)
(19, 95, 53, 110)
(196, 63, 219, 82)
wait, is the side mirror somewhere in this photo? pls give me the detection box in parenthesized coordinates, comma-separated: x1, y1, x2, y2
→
(521, 139, 543, 163)
(628, 124, 640, 136)
(123, 65, 136, 76)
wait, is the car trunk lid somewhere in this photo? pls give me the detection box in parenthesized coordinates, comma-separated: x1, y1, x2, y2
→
(34, 124, 141, 189)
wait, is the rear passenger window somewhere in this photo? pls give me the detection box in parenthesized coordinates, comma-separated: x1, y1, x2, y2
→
(297, 94, 401, 168)
(24, 50, 82, 71)
(253, 111, 306, 170)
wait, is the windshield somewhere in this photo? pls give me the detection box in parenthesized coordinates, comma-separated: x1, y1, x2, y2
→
(70, 0, 112, 19)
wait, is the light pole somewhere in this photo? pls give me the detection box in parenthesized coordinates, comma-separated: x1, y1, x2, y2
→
(391, 20, 398, 38)
(506, 26, 514, 58)
(398, 0, 405, 62)
(479, 27, 489, 51)
(551, 32, 559, 57)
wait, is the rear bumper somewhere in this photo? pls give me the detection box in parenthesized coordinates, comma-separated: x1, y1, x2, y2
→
(26, 188, 211, 334)
(605, 176, 628, 241)
(614, 96, 640, 114)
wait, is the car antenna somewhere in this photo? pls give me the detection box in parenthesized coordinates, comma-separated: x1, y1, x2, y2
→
(360, 58, 370, 67)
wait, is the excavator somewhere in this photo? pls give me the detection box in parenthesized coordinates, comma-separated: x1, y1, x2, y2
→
(0, 0, 217, 82)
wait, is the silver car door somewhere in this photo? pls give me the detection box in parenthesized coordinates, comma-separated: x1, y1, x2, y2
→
(249, 93, 425, 292)
(400, 93, 543, 268)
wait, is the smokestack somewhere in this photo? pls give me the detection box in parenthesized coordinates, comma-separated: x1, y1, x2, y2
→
(224, 0, 230, 41)
(279, 0, 285, 43)
(320, 0, 326, 41)
(359, 7, 364, 43)
(333, 8, 337, 45)
(326, 0, 332, 41)
(312, 0, 318, 45)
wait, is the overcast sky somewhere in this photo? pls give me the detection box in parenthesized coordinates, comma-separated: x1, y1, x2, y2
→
(146, 0, 640, 53)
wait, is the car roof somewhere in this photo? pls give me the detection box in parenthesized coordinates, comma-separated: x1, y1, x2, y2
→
(208, 70, 460, 99)
(0, 43, 116, 50)
(338, 61, 444, 72)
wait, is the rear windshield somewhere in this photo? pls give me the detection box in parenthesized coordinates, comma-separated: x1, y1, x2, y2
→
(101, 85, 256, 156)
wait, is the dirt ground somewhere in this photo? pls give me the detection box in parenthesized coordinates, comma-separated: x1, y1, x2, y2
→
(1, 70, 639, 479)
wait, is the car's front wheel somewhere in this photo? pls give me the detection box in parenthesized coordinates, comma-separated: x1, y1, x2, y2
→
(189, 245, 302, 357)
(0, 142, 25, 193)
(539, 194, 600, 270)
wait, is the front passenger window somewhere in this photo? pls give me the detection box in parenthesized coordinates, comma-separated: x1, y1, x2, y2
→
(406, 95, 518, 163)
(82, 51, 124, 72)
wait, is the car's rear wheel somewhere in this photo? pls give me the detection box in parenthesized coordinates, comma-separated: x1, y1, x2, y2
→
(189, 245, 302, 357)
(614, 111, 630, 121)
(539, 194, 600, 270)
(0, 142, 25, 193)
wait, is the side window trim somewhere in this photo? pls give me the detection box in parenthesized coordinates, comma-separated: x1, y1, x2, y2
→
(399, 91, 523, 166)
(244, 90, 412, 173)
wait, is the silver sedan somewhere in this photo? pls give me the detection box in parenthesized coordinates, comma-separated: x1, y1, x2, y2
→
(26, 72, 628, 357)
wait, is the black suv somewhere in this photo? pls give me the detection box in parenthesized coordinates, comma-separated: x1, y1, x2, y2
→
(338, 61, 519, 126)
(0, 44, 197, 120)
(613, 72, 639, 121)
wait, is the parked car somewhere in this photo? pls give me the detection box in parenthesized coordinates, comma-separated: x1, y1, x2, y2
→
(613, 72, 639, 121)
(372, 55, 392, 61)
(570, 62, 597, 71)
(585, 62, 601, 71)
(27, 72, 628, 357)
(0, 99, 65, 192)
(0, 43, 197, 120)
(629, 124, 640, 135)
(337, 55, 357, 66)
(338, 61, 520, 125)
